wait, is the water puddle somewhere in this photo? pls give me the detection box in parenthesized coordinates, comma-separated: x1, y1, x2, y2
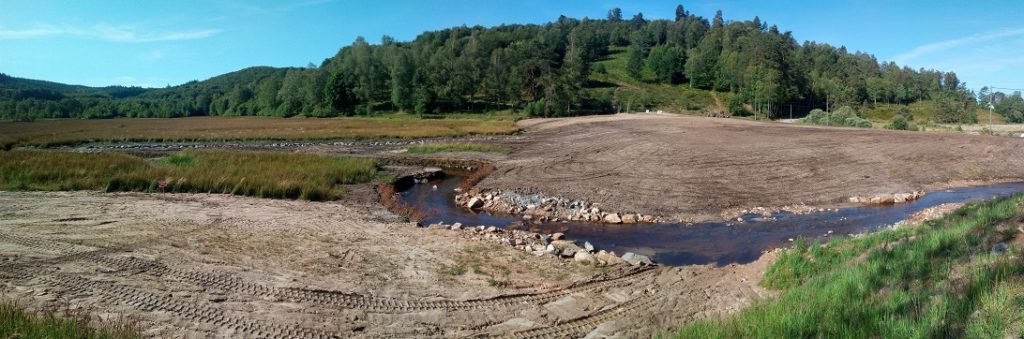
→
(399, 173, 1024, 266)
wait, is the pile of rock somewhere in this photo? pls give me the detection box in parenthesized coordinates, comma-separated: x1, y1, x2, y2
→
(849, 191, 926, 205)
(455, 190, 661, 225)
(424, 221, 654, 267)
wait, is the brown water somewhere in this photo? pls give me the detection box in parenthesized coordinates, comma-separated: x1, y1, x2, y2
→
(399, 174, 1024, 266)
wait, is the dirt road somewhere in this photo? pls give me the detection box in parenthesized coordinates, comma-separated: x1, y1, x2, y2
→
(482, 113, 1024, 221)
(0, 190, 771, 338)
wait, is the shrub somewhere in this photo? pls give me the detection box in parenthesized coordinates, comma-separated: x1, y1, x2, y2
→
(829, 106, 858, 126)
(727, 95, 746, 115)
(887, 115, 909, 130)
(805, 109, 827, 124)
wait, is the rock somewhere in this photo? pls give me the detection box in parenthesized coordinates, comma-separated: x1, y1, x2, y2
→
(551, 240, 581, 257)
(451, 223, 463, 230)
(602, 213, 622, 224)
(621, 214, 638, 224)
(621, 252, 653, 266)
(540, 234, 552, 244)
(467, 197, 484, 209)
(595, 251, 625, 266)
(551, 232, 565, 240)
(583, 241, 595, 252)
(992, 242, 1008, 255)
(849, 196, 860, 203)
(893, 193, 912, 203)
(574, 251, 595, 264)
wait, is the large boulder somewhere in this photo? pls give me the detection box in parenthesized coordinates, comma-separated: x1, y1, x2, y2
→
(467, 197, 484, 209)
(595, 250, 625, 266)
(621, 252, 654, 266)
(621, 214, 638, 224)
(551, 240, 582, 257)
(574, 251, 595, 264)
(603, 213, 622, 224)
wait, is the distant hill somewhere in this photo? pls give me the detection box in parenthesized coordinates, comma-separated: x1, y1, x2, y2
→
(0, 4, 985, 123)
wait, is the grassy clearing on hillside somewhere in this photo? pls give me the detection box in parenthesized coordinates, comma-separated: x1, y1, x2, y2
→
(589, 47, 721, 115)
(0, 150, 382, 200)
(675, 195, 1024, 338)
(0, 301, 139, 338)
(0, 115, 519, 148)
(860, 100, 997, 124)
(406, 143, 509, 154)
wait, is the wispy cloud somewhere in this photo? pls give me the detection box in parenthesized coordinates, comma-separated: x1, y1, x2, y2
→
(0, 23, 219, 42)
(894, 28, 1024, 63)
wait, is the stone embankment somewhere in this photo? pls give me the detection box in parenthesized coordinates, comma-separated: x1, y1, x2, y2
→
(849, 191, 926, 205)
(423, 221, 655, 267)
(455, 190, 663, 225)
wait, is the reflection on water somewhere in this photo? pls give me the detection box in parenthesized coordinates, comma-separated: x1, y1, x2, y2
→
(399, 174, 1024, 266)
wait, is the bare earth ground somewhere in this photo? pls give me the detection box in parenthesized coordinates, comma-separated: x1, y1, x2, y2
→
(0, 190, 773, 338)
(482, 113, 1024, 221)
(8, 113, 1023, 337)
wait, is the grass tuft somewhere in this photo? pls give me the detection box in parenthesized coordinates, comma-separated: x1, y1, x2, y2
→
(0, 301, 139, 338)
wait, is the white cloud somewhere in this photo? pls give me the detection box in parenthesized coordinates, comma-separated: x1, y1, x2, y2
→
(894, 28, 1024, 64)
(0, 24, 62, 39)
(0, 23, 219, 42)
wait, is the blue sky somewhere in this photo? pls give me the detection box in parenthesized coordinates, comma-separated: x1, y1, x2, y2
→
(1, 0, 1021, 91)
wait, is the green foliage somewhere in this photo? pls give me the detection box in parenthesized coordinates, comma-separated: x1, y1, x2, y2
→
(0, 150, 381, 201)
(625, 43, 645, 80)
(934, 92, 978, 123)
(0, 6, 977, 121)
(0, 301, 139, 339)
(994, 91, 1024, 123)
(897, 105, 913, 121)
(727, 94, 746, 115)
(405, 143, 509, 154)
(647, 44, 686, 84)
(886, 115, 918, 131)
(804, 106, 871, 128)
(676, 195, 1024, 338)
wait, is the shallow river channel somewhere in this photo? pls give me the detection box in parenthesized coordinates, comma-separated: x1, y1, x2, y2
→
(399, 174, 1024, 266)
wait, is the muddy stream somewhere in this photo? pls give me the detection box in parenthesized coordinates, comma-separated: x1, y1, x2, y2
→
(399, 173, 1024, 266)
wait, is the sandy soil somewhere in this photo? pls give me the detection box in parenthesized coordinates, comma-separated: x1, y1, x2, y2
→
(481, 113, 1024, 221)
(0, 190, 773, 338)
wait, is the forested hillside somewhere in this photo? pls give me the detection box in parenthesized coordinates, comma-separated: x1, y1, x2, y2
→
(0, 5, 984, 123)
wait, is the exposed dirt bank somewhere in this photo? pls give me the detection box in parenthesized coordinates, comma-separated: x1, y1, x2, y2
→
(481, 113, 1024, 222)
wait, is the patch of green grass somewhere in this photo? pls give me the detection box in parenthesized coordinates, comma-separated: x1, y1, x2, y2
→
(0, 301, 139, 338)
(0, 150, 382, 201)
(676, 195, 1024, 338)
(589, 47, 721, 115)
(860, 100, 995, 124)
(405, 143, 509, 154)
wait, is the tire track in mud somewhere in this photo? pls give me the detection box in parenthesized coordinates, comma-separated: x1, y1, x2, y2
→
(504, 287, 670, 339)
(0, 231, 658, 313)
(37, 273, 340, 339)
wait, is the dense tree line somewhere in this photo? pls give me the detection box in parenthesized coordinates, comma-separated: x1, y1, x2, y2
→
(0, 4, 981, 122)
(980, 88, 1024, 123)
